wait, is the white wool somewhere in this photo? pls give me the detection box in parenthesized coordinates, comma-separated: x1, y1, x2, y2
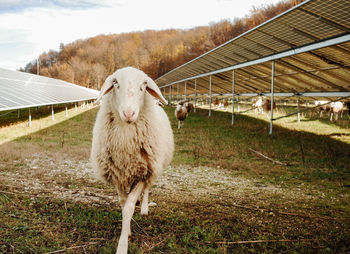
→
(90, 67, 174, 254)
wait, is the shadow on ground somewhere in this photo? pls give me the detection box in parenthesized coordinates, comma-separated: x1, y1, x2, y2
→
(1, 106, 350, 253)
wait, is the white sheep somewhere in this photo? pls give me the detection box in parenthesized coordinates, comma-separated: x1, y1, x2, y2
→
(330, 101, 343, 121)
(252, 97, 263, 114)
(90, 67, 174, 254)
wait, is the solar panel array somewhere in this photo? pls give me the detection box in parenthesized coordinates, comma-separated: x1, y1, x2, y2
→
(156, 0, 350, 99)
(0, 68, 99, 112)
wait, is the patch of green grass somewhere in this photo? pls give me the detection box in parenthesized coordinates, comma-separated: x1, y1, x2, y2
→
(167, 107, 350, 189)
(1, 105, 350, 253)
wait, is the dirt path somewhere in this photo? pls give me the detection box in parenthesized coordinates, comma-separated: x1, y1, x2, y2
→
(0, 149, 331, 212)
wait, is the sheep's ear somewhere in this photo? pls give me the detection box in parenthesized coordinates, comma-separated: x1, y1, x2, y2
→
(145, 78, 168, 105)
(95, 81, 113, 104)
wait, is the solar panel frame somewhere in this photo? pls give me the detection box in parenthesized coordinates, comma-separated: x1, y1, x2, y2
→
(155, 0, 350, 99)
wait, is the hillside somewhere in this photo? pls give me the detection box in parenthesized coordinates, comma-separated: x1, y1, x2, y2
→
(22, 0, 303, 89)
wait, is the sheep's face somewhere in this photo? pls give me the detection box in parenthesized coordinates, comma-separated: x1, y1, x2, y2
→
(97, 67, 167, 124)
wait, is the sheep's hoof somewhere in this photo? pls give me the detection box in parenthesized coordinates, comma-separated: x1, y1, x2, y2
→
(140, 209, 148, 216)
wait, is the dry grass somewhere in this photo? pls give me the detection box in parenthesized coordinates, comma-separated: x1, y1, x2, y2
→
(0, 105, 350, 253)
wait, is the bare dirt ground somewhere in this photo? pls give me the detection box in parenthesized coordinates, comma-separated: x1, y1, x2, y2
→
(1, 145, 340, 217)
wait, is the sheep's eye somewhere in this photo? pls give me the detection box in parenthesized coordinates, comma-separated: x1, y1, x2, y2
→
(112, 79, 120, 89)
(112, 78, 118, 85)
(140, 81, 147, 91)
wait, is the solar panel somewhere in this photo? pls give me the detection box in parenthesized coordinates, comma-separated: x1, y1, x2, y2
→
(155, 0, 350, 98)
(0, 68, 99, 112)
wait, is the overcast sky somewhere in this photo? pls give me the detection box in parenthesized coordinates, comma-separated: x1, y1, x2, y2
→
(0, 0, 283, 71)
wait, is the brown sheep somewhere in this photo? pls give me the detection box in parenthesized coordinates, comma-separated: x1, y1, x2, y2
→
(175, 104, 188, 129)
(185, 102, 194, 113)
(213, 98, 220, 108)
(264, 99, 276, 118)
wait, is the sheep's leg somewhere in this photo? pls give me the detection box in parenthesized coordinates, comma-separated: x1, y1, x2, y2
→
(117, 188, 127, 210)
(140, 186, 149, 215)
(178, 120, 180, 129)
(116, 182, 144, 254)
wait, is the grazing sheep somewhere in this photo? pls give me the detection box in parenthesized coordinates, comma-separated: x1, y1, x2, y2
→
(264, 99, 276, 118)
(175, 103, 188, 129)
(213, 97, 220, 108)
(185, 102, 194, 113)
(314, 100, 331, 117)
(91, 67, 174, 254)
(216, 99, 229, 111)
(330, 101, 343, 121)
(252, 97, 263, 114)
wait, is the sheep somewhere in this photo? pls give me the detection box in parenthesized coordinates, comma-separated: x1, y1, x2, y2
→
(314, 100, 331, 117)
(175, 103, 188, 129)
(90, 67, 174, 254)
(264, 99, 276, 118)
(213, 97, 220, 108)
(216, 98, 229, 111)
(330, 101, 343, 121)
(185, 101, 194, 113)
(177, 99, 193, 112)
(252, 97, 263, 114)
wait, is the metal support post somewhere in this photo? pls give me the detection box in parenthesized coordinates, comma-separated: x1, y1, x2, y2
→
(269, 61, 275, 135)
(297, 96, 300, 123)
(177, 83, 179, 102)
(232, 70, 235, 125)
(51, 105, 54, 121)
(28, 108, 31, 127)
(194, 79, 197, 112)
(209, 75, 212, 117)
(184, 81, 187, 100)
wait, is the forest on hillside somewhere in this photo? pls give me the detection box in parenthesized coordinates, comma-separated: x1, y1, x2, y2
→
(22, 0, 304, 89)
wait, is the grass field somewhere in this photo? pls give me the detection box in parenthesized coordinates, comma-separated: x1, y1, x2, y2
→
(0, 104, 349, 253)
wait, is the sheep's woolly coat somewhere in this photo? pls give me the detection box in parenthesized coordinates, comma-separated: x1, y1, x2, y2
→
(175, 105, 188, 121)
(91, 91, 174, 193)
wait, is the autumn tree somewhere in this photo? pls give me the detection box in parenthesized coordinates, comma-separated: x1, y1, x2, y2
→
(23, 0, 304, 88)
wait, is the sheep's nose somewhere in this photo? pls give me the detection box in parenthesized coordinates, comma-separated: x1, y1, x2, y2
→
(123, 110, 135, 122)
